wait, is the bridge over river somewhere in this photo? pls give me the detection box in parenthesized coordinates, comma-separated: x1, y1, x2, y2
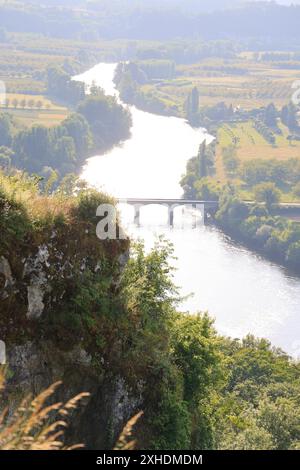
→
(117, 198, 300, 226)
(117, 198, 219, 226)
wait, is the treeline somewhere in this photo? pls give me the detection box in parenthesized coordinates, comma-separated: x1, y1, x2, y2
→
(1, 171, 300, 449)
(180, 140, 300, 273)
(114, 62, 179, 116)
(215, 189, 300, 274)
(2, 1, 300, 47)
(47, 67, 85, 106)
(240, 159, 300, 192)
(0, 87, 132, 177)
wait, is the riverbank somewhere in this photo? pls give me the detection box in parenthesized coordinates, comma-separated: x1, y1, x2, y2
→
(213, 217, 300, 278)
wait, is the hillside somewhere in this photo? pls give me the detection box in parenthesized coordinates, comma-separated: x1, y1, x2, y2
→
(1, 171, 300, 450)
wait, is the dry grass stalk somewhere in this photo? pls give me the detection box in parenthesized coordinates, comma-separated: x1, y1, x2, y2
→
(0, 370, 90, 450)
(113, 411, 143, 451)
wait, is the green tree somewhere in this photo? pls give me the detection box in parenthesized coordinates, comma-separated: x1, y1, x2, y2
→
(78, 95, 132, 152)
(254, 182, 281, 210)
(62, 113, 92, 158)
(264, 103, 278, 128)
(197, 141, 215, 179)
(286, 241, 300, 269)
(0, 114, 13, 147)
(185, 87, 200, 125)
(281, 103, 298, 131)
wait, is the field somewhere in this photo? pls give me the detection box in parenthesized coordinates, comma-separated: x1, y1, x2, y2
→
(0, 93, 69, 127)
(141, 55, 300, 114)
(214, 120, 300, 202)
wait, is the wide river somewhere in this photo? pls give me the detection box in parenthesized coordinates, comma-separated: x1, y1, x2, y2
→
(75, 63, 300, 356)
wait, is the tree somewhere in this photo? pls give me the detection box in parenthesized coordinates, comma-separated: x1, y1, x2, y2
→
(293, 182, 300, 199)
(54, 136, 76, 172)
(286, 241, 300, 269)
(197, 141, 215, 178)
(47, 66, 85, 105)
(0, 114, 13, 147)
(264, 103, 277, 128)
(62, 113, 92, 158)
(0, 146, 14, 171)
(77, 95, 132, 152)
(254, 182, 281, 210)
(13, 125, 51, 172)
(281, 103, 298, 131)
(222, 145, 240, 175)
(185, 87, 200, 125)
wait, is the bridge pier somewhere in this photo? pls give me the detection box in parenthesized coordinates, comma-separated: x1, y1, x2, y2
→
(134, 205, 141, 225)
(204, 210, 208, 225)
(168, 207, 174, 227)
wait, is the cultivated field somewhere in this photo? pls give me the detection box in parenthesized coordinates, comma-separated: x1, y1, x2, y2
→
(142, 56, 300, 114)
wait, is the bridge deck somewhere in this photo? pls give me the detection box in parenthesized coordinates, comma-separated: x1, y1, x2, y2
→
(117, 198, 300, 209)
(117, 198, 218, 207)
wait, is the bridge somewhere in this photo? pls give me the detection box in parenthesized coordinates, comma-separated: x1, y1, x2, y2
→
(117, 198, 300, 226)
(117, 198, 219, 226)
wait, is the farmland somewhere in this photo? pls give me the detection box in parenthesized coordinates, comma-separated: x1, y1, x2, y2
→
(140, 55, 300, 114)
(0, 93, 68, 127)
(215, 120, 300, 191)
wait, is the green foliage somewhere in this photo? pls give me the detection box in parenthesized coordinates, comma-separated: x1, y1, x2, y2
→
(240, 158, 300, 189)
(77, 94, 132, 152)
(114, 62, 179, 116)
(2, 93, 130, 179)
(2, 173, 300, 451)
(73, 188, 115, 224)
(47, 66, 85, 106)
(222, 145, 240, 176)
(281, 103, 299, 131)
(0, 113, 14, 147)
(180, 141, 216, 198)
(264, 103, 278, 128)
(215, 336, 300, 450)
(0, 187, 31, 252)
(193, 178, 221, 201)
(216, 187, 249, 227)
(286, 241, 300, 269)
(216, 190, 300, 271)
(0, 146, 14, 171)
(253, 119, 276, 145)
(137, 60, 176, 80)
(254, 182, 281, 210)
(185, 86, 199, 125)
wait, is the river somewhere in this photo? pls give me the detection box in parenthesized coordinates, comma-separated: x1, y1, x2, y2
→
(74, 63, 300, 357)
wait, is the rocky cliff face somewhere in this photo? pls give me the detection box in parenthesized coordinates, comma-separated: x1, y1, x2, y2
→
(0, 193, 141, 449)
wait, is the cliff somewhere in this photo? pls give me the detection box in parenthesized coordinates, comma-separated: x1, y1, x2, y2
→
(0, 173, 140, 449)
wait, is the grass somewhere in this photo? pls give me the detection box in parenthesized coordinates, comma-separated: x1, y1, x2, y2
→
(217, 120, 300, 166)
